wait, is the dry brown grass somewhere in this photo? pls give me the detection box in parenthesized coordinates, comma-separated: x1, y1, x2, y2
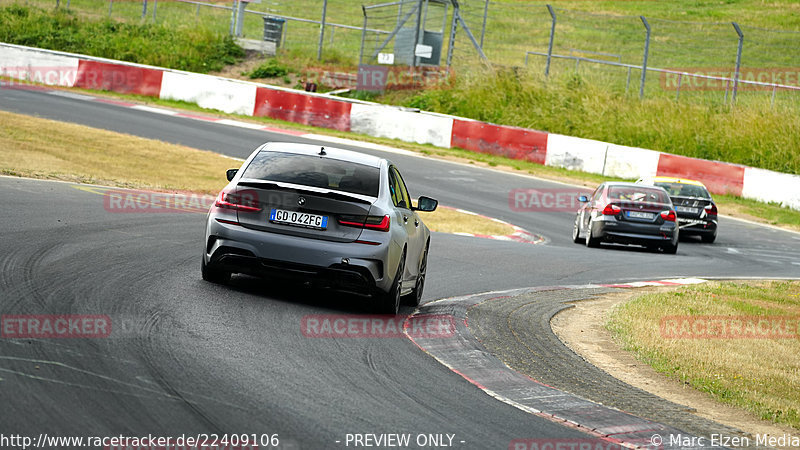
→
(607, 281, 800, 429)
(1, 110, 514, 236)
(418, 206, 514, 236)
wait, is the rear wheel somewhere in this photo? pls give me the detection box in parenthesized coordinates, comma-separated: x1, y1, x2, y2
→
(572, 216, 583, 244)
(380, 251, 405, 315)
(701, 232, 716, 243)
(661, 242, 679, 254)
(201, 254, 230, 284)
(404, 242, 428, 307)
(585, 220, 601, 248)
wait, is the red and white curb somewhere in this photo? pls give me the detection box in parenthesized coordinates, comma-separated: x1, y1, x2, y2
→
(403, 279, 711, 449)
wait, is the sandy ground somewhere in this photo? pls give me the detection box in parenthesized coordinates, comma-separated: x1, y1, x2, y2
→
(551, 288, 797, 445)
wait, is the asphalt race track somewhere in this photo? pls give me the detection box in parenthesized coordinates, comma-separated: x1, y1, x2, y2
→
(1, 87, 800, 448)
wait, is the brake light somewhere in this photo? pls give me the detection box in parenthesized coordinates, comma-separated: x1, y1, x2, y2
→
(338, 215, 391, 232)
(661, 210, 676, 222)
(704, 203, 718, 215)
(602, 204, 621, 215)
(214, 189, 261, 212)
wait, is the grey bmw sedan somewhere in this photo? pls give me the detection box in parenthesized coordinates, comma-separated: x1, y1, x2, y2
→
(202, 142, 437, 314)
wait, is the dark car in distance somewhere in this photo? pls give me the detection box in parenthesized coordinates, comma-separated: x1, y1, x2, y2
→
(636, 177, 718, 243)
(572, 182, 680, 253)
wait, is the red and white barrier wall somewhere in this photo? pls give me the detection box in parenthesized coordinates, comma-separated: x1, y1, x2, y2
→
(2, 42, 799, 210)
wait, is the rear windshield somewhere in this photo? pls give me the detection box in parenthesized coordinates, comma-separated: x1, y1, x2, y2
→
(608, 186, 670, 204)
(655, 182, 711, 199)
(241, 151, 380, 197)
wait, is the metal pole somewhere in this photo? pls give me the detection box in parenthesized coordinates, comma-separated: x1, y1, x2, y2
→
(445, 4, 458, 67)
(235, 0, 246, 37)
(724, 78, 730, 104)
(229, 0, 237, 36)
(732, 22, 744, 104)
(141, 0, 147, 19)
(108, 0, 113, 17)
(480, 0, 489, 49)
(412, 0, 424, 67)
(676, 73, 682, 101)
(545, 4, 556, 77)
(639, 15, 650, 99)
(359, 6, 367, 65)
(317, 0, 328, 61)
(196, 3, 200, 19)
(771, 85, 776, 108)
(153, 0, 157, 21)
(626, 66, 631, 93)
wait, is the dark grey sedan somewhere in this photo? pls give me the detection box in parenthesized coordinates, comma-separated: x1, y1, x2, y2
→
(572, 182, 680, 253)
(202, 142, 438, 313)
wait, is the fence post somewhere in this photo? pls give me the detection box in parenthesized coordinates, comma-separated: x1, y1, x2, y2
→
(771, 85, 776, 107)
(639, 15, 650, 99)
(445, 5, 458, 67)
(412, 0, 424, 67)
(732, 22, 744, 104)
(152, 0, 157, 21)
(359, 6, 367, 65)
(626, 66, 631, 93)
(480, 0, 489, 49)
(317, 0, 328, 61)
(545, 4, 556, 77)
(235, 0, 247, 37)
(108, 0, 113, 17)
(141, 0, 147, 19)
(676, 73, 683, 101)
(229, 0, 237, 36)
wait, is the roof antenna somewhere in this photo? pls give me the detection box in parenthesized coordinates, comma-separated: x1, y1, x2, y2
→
(319, 146, 326, 156)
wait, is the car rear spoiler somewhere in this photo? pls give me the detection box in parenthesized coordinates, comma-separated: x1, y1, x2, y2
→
(237, 179, 375, 205)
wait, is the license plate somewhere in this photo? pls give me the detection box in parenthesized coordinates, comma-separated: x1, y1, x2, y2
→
(270, 209, 328, 229)
(676, 206, 699, 214)
(626, 211, 655, 219)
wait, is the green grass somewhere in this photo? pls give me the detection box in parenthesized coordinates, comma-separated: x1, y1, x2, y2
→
(0, 3, 243, 73)
(391, 68, 800, 175)
(607, 281, 800, 428)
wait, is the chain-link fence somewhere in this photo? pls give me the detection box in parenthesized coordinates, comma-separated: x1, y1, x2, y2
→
(12, 0, 800, 105)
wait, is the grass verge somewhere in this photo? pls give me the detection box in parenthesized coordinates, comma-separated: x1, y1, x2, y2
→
(0, 4, 243, 73)
(0, 110, 512, 236)
(607, 281, 800, 429)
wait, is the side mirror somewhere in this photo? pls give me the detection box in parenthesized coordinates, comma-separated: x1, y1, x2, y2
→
(226, 169, 238, 182)
(577, 195, 589, 203)
(414, 196, 438, 212)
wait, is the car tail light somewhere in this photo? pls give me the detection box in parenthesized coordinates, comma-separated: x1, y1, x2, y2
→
(704, 203, 718, 215)
(338, 215, 391, 232)
(661, 210, 676, 222)
(602, 204, 621, 215)
(214, 189, 261, 212)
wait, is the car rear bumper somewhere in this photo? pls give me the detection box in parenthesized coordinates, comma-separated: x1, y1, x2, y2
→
(592, 218, 678, 246)
(205, 217, 393, 294)
(677, 217, 717, 235)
